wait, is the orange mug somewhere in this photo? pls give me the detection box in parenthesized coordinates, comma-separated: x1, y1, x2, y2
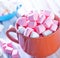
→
(6, 15, 60, 57)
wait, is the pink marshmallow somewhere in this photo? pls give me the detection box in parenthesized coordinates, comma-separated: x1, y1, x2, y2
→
(50, 24, 58, 31)
(44, 18, 53, 28)
(24, 27, 33, 37)
(35, 24, 46, 34)
(28, 12, 38, 21)
(53, 20, 58, 25)
(12, 49, 20, 58)
(42, 10, 54, 20)
(2, 43, 7, 51)
(33, 12, 39, 21)
(5, 46, 13, 54)
(28, 21, 37, 28)
(48, 12, 54, 20)
(17, 17, 27, 26)
(2, 42, 13, 52)
(28, 14, 34, 21)
(7, 42, 13, 48)
(37, 14, 46, 24)
(42, 10, 51, 17)
(0, 39, 6, 46)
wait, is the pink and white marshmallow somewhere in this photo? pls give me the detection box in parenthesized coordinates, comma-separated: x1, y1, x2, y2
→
(35, 24, 46, 34)
(4, 46, 13, 54)
(18, 26, 25, 34)
(30, 31, 39, 38)
(53, 20, 58, 25)
(50, 24, 58, 31)
(44, 18, 53, 28)
(18, 17, 27, 26)
(37, 14, 46, 24)
(12, 49, 20, 58)
(42, 30, 52, 36)
(24, 27, 33, 37)
(28, 21, 37, 28)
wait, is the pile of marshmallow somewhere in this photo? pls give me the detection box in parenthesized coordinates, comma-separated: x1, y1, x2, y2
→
(17, 10, 59, 38)
(0, 39, 20, 58)
(0, 0, 17, 16)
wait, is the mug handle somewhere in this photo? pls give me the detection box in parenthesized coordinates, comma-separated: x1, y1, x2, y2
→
(6, 27, 19, 44)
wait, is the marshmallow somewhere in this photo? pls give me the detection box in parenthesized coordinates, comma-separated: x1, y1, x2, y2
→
(2, 44, 7, 51)
(33, 12, 39, 21)
(24, 27, 33, 37)
(42, 10, 51, 17)
(18, 26, 25, 34)
(0, 39, 6, 46)
(50, 24, 58, 31)
(42, 30, 52, 36)
(28, 14, 34, 21)
(44, 18, 53, 28)
(48, 12, 54, 20)
(7, 42, 13, 48)
(12, 49, 20, 58)
(4, 46, 13, 54)
(35, 24, 46, 34)
(18, 17, 27, 26)
(27, 12, 38, 21)
(53, 20, 58, 25)
(28, 21, 37, 28)
(37, 14, 46, 24)
(30, 31, 39, 38)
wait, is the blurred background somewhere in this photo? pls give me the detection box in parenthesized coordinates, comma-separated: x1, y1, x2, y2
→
(0, 0, 60, 58)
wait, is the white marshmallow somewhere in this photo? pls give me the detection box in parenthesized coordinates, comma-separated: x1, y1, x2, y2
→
(30, 31, 39, 38)
(18, 26, 25, 34)
(42, 30, 52, 36)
